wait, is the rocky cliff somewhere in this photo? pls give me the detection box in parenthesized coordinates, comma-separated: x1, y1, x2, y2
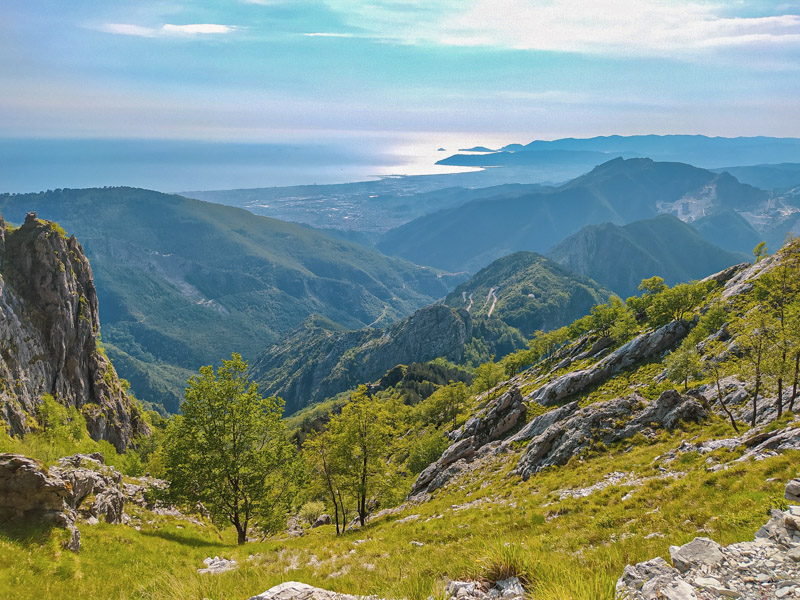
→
(0, 212, 148, 451)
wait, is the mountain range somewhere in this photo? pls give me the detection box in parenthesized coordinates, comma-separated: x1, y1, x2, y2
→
(439, 135, 800, 170)
(378, 157, 767, 272)
(547, 214, 747, 298)
(0, 188, 451, 412)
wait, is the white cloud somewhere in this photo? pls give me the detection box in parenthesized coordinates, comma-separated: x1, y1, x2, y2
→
(162, 24, 234, 35)
(321, 0, 800, 58)
(98, 23, 158, 37)
(304, 32, 357, 38)
(97, 23, 236, 38)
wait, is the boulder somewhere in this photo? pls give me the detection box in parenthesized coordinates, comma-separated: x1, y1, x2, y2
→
(249, 582, 378, 600)
(0, 453, 80, 551)
(669, 538, 724, 573)
(198, 556, 238, 575)
(787, 478, 800, 503)
(311, 514, 332, 528)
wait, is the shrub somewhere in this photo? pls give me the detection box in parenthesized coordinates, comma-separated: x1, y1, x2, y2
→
(297, 500, 326, 525)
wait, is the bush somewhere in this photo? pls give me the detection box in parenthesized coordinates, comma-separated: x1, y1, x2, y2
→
(408, 429, 449, 474)
(297, 500, 326, 525)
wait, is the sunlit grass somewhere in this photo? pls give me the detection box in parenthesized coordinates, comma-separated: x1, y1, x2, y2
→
(2, 414, 796, 600)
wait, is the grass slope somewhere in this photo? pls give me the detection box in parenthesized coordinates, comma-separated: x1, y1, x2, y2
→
(0, 188, 450, 412)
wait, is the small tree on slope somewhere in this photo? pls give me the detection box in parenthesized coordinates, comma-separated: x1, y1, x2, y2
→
(163, 353, 297, 544)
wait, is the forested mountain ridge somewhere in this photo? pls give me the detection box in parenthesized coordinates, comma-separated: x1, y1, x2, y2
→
(0, 188, 452, 412)
(254, 252, 615, 414)
(442, 251, 610, 336)
(249, 306, 477, 414)
(547, 214, 748, 298)
(377, 157, 768, 272)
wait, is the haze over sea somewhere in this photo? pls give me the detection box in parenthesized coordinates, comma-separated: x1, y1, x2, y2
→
(0, 133, 495, 195)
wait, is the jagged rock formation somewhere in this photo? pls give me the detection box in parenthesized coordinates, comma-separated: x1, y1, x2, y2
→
(0, 212, 147, 451)
(0, 453, 80, 550)
(513, 390, 707, 481)
(410, 385, 527, 497)
(530, 319, 692, 406)
(410, 387, 707, 497)
(616, 481, 800, 599)
(251, 305, 474, 414)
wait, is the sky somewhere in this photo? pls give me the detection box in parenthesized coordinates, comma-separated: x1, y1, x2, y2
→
(1, 1, 800, 146)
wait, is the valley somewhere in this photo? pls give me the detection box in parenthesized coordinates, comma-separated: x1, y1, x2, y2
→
(3, 135, 800, 600)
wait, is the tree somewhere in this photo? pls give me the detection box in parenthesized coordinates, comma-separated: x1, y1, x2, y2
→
(664, 344, 702, 392)
(702, 341, 739, 434)
(753, 241, 769, 262)
(423, 381, 469, 430)
(304, 429, 349, 535)
(753, 238, 800, 418)
(733, 312, 776, 427)
(473, 357, 505, 399)
(646, 281, 710, 327)
(163, 354, 296, 544)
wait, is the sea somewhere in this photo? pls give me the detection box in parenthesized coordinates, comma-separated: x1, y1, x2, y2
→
(0, 133, 504, 195)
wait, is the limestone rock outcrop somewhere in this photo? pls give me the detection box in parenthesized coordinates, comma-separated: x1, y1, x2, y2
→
(0, 211, 148, 451)
(0, 453, 80, 551)
(410, 385, 526, 496)
(616, 496, 800, 599)
(529, 319, 692, 406)
(513, 389, 707, 481)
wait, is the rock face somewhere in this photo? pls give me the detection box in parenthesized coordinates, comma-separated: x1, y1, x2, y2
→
(616, 497, 800, 599)
(529, 319, 692, 406)
(787, 479, 800, 503)
(249, 578, 526, 600)
(0, 211, 147, 451)
(1, 451, 172, 551)
(0, 453, 80, 551)
(513, 390, 707, 481)
(410, 385, 527, 497)
(251, 305, 473, 414)
(249, 582, 377, 600)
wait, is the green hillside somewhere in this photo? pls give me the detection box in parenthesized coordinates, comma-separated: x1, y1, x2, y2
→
(547, 215, 748, 298)
(0, 188, 451, 412)
(378, 158, 767, 273)
(443, 251, 610, 336)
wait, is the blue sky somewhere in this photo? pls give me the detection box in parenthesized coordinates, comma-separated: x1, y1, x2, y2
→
(2, 0, 800, 143)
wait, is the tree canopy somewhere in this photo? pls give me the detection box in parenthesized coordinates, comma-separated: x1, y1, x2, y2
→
(163, 353, 297, 544)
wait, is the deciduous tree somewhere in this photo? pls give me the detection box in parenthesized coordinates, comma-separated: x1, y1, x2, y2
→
(163, 354, 296, 544)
